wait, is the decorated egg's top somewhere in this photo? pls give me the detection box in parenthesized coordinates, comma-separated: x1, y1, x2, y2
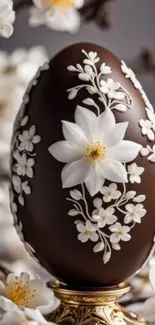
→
(11, 44, 155, 287)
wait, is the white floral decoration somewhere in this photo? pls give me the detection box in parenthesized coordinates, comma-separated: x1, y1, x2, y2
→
(121, 60, 155, 162)
(48, 50, 146, 264)
(29, 0, 84, 33)
(0, 0, 15, 38)
(67, 50, 132, 114)
(11, 116, 41, 210)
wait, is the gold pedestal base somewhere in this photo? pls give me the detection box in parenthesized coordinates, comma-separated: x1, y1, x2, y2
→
(48, 282, 147, 325)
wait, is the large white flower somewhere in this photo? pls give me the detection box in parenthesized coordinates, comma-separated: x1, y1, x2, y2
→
(100, 183, 121, 202)
(92, 207, 117, 228)
(109, 222, 131, 244)
(127, 163, 144, 183)
(18, 126, 41, 152)
(29, 0, 84, 33)
(0, 272, 60, 315)
(124, 204, 146, 224)
(77, 221, 98, 243)
(0, 308, 53, 325)
(0, 0, 15, 38)
(13, 152, 34, 178)
(49, 106, 142, 196)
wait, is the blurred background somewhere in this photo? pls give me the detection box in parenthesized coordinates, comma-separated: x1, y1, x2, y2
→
(0, 0, 155, 304)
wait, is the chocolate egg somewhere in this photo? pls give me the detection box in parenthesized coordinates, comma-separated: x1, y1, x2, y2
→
(10, 43, 155, 287)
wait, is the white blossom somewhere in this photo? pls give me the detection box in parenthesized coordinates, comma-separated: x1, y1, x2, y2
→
(29, 0, 84, 33)
(13, 153, 34, 178)
(49, 106, 141, 196)
(100, 63, 111, 74)
(82, 51, 100, 65)
(92, 207, 117, 228)
(18, 125, 41, 152)
(0, 0, 15, 38)
(100, 78, 124, 99)
(144, 265, 155, 323)
(139, 119, 154, 141)
(77, 221, 98, 243)
(124, 204, 146, 224)
(110, 222, 131, 244)
(100, 183, 121, 202)
(127, 163, 144, 183)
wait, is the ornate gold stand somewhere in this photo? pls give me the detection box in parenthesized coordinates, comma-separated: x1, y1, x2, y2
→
(48, 282, 147, 325)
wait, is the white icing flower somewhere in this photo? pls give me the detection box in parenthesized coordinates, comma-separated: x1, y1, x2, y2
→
(124, 204, 146, 224)
(49, 106, 141, 196)
(127, 163, 144, 183)
(110, 222, 131, 244)
(0, 272, 60, 315)
(82, 51, 100, 65)
(0, 0, 15, 38)
(100, 63, 111, 74)
(29, 0, 84, 33)
(92, 207, 117, 228)
(100, 78, 124, 99)
(77, 221, 98, 243)
(139, 119, 154, 141)
(13, 152, 35, 178)
(100, 183, 121, 202)
(12, 175, 31, 195)
(18, 125, 41, 152)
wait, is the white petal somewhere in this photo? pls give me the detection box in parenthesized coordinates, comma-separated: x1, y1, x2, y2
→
(90, 232, 99, 242)
(70, 189, 82, 200)
(93, 198, 102, 209)
(150, 265, 155, 291)
(68, 209, 79, 216)
(104, 122, 128, 147)
(101, 160, 127, 183)
(78, 233, 88, 242)
(77, 223, 85, 232)
(103, 252, 111, 264)
(0, 281, 5, 295)
(62, 120, 87, 147)
(109, 140, 142, 163)
(85, 163, 105, 196)
(0, 296, 19, 312)
(93, 242, 104, 252)
(75, 105, 96, 139)
(97, 109, 115, 136)
(49, 141, 82, 163)
(144, 296, 155, 323)
(33, 135, 41, 143)
(62, 159, 90, 188)
(0, 22, 13, 38)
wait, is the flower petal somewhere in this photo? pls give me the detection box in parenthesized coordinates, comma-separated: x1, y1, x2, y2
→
(85, 163, 105, 196)
(49, 141, 83, 163)
(144, 296, 155, 323)
(101, 160, 127, 183)
(97, 109, 115, 137)
(62, 159, 90, 188)
(108, 140, 142, 163)
(62, 120, 87, 147)
(104, 122, 128, 147)
(75, 105, 96, 139)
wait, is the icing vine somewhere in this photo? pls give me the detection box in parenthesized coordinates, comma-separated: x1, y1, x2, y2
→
(121, 60, 155, 162)
(49, 50, 146, 264)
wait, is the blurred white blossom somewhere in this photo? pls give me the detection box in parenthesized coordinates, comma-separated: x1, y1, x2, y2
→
(0, 0, 15, 38)
(29, 0, 84, 33)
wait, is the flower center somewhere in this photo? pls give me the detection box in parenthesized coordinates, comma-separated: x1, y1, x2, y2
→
(101, 215, 106, 220)
(47, 0, 74, 7)
(85, 140, 106, 163)
(5, 278, 37, 309)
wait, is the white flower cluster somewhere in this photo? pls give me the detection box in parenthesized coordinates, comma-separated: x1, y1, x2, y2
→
(67, 171, 146, 264)
(0, 272, 59, 325)
(29, 0, 84, 33)
(12, 116, 41, 209)
(121, 60, 155, 162)
(0, 0, 15, 38)
(67, 50, 132, 114)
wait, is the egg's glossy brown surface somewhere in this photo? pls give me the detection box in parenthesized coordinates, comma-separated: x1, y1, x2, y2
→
(11, 43, 155, 288)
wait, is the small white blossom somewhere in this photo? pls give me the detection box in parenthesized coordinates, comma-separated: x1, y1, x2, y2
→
(29, 0, 84, 33)
(125, 204, 146, 224)
(100, 78, 124, 99)
(127, 163, 144, 183)
(100, 183, 121, 202)
(92, 207, 117, 228)
(110, 222, 131, 244)
(77, 221, 98, 243)
(82, 51, 100, 65)
(100, 63, 111, 74)
(13, 153, 34, 178)
(0, 0, 15, 38)
(18, 125, 41, 152)
(139, 119, 154, 141)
